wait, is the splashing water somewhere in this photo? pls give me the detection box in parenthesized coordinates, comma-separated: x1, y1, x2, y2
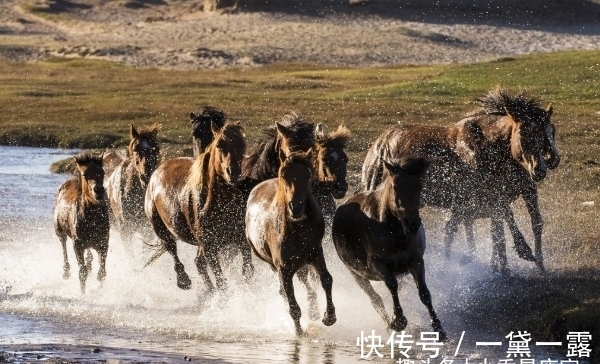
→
(0, 146, 570, 363)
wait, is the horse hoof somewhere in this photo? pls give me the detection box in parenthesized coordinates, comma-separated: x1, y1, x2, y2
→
(438, 329, 448, 342)
(295, 327, 305, 337)
(322, 311, 337, 327)
(389, 315, 408, 332)
(63, 271, 71, 280)
(242, 264, 255, 282)
(177, 273, 192, 290)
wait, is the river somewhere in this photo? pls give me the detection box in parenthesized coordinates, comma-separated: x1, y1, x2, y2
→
(0, 146, 580, 363)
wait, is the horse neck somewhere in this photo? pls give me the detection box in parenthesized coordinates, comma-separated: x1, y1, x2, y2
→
(123, 159, 144, 190)
(476, 116, 515, 163)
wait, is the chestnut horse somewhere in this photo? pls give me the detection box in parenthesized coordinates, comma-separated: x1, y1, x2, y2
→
(333, 156, 445, 339)
(54, 154, 109, 293)
(190, 106, 227, 157)
(105, 124, 160, 247)
(245, 150, 336, 336)
(362, 88, 556, 272)
(145, 122, 247, 291)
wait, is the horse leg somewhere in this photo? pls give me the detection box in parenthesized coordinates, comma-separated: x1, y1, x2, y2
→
(460, 218, 476, 265)
(59, 236, 70, 280)
(97, 242, 108, 283)
(503, 206, 535, 262)
(297, 266, 320, 321)
(443, 214, 460, 259)
(410, 260, 447, 341)
(194, 248, 215, 295)
(240, 243, 255, 282)
(490, 216, 509, 274)
(85, 250, 93, 272)
(372, 260, 407, 332)
(151, 214, 191, 290)
(278, 268, 303, 336)
(73, 240, 89, 294)
(523, 187, 545, 273)
(204, 246, 227, 291)
(310, 250, 336, 327)
(349, 271, 390, 327)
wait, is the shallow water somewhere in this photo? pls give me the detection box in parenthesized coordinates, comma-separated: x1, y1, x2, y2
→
(0, 146, 577, 363)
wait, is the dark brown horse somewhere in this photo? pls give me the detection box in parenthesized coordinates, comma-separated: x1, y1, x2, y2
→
(361, 88, 556, 273)
(145, 122, 247, 291)
(313, 124, 351, 219)
(190, 106, 227, 157)
(333, 156, 445, 338)
(54, 153, 109, 293)
(105, 124, 160, 247)
(245, 150, 336, 336)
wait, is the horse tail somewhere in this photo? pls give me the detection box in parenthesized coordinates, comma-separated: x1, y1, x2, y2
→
(140, 237, 167, 268)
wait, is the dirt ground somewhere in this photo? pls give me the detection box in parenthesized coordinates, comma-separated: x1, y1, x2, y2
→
(1, 0, 600, 70)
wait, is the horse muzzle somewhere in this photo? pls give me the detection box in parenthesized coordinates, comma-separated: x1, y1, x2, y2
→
(93, 186, 106, 199)
(402, 217, 422, 237)
(332, 181, 348, 199)
(288, 201, 306, 220)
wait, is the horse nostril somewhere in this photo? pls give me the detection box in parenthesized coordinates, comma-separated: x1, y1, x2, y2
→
(226, 167, 232, 175)
(94, 186, 105, 195)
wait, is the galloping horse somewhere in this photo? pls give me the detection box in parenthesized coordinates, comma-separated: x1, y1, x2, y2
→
(105, 124, 160, 247)
(361, 88, 556, 272)
(54, 154, 109, 293)
(190, 106, 227, 157)
(313, 124, 351, 220)
(442, 91, 559, 271)
(145, 122, 247, 291)
(245, 150, 336, 336)
(333, 156, 445, 338)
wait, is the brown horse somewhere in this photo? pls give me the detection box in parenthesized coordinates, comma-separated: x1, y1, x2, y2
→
(145, 122, 247, 291)
(245, 150, 336, 336)
(105, 124, 160, 248)
(361, 88, 556, 273)
(190, 106, 227, 157)
(54, 153, 109, 293)
(333, 156, 446, 339)
(313, 124, 351, 219)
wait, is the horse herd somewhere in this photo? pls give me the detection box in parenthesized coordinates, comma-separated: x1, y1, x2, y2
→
(53, 87, 559, 337)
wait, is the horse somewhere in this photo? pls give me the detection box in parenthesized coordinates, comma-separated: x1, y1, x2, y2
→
(105, 124, 160, 249)
(190, 105, 227, 157)
(333, 156, 445, 339)
(245, 149, 336, 336)
(361, 88, 556, 273)
(54, 153, 109, 293)
(313, 123, 351, 220)
(442, 92, 559, 272)
(144, 122, 247, 291)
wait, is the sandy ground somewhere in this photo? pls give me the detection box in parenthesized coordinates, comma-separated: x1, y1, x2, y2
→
(1, 1, 599, 363)
(1, 0, 600, 70)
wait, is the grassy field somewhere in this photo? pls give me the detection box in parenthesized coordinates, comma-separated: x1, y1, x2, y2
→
(1, 52, 599, 354)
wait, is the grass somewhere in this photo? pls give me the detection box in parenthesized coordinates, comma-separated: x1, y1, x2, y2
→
(1, 52, 600, 349)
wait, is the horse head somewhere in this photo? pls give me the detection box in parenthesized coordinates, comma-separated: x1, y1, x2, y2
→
(74, 153, 105, 203)
(315, 124, 351, 199)
(278, 149, 315, 220)
(275, 112, 316, 156)
(542, 104, 560, 170)
(129, 123, 160, 186)
(383, 157, 429, 236)
(190, 106, 226, 156)
(211, 121, 246, 185)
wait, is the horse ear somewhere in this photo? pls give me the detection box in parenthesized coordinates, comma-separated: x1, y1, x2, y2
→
(504, 107, 519, 123)
(315, 123, 323, 135)
(455, 120, 484, 169)
(190, 112, 196, 123)
(275, 122, 293, 139)
(130, 124, 139, 139)
(546, 103, 553, 117)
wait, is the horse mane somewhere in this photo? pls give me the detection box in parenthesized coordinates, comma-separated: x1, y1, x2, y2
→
(316, 124, 351, 149)
(192, 106, 227, 128)
(242, 112, 315, 181)
(72, 153, 103, 205)
(466, 87, 545, 122)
